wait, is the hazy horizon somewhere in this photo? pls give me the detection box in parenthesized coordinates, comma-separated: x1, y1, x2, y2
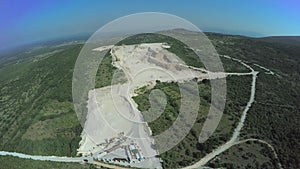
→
(1, 0, 300, 50)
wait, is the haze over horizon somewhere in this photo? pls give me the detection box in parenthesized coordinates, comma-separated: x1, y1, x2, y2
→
(1, 0, 300, 50)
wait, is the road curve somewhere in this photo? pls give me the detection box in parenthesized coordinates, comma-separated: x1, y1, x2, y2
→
(0, 151, 89, 162)
(234, 139, 283, 169)
(0, 56, 280, 169)
(183, 56, 260, 169)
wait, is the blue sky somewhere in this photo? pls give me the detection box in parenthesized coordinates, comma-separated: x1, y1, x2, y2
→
(1, 0, 300, 50)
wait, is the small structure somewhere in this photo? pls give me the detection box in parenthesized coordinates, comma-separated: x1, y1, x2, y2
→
(161, 43, 171, 49)
(113, 158, 128, 162)
(125, 145, 132, 162)
(126, 143, 144, 162)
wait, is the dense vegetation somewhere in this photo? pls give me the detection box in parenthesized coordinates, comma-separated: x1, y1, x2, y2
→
(133, 76, 252, 168)
(95, 51, 117, 88)
(123, 32, 300, 168)
(220, 56, 249, 73)
(0, 44, 83, 156)
(0, 32, 299, 169)
(119, 33, 254, 168)
(208, 141, 280, 169)
(0, 156, 98, 169)
(241, 73, 300, 168)
(208, 33, 300, 169)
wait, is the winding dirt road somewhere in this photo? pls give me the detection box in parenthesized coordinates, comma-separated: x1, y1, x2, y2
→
(183, 56, 282, 169)
(0, 53, 281, 169)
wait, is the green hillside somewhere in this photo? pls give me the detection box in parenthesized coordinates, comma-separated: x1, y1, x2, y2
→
(0, 44, 83, 156)
(209, 33, 300, 168)
(0, 32, 299, 169)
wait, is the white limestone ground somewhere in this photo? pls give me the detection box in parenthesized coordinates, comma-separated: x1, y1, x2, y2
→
(78, 43, 240, 168)
(78, 42, 264, 168)
(0, 44, 282, 169)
